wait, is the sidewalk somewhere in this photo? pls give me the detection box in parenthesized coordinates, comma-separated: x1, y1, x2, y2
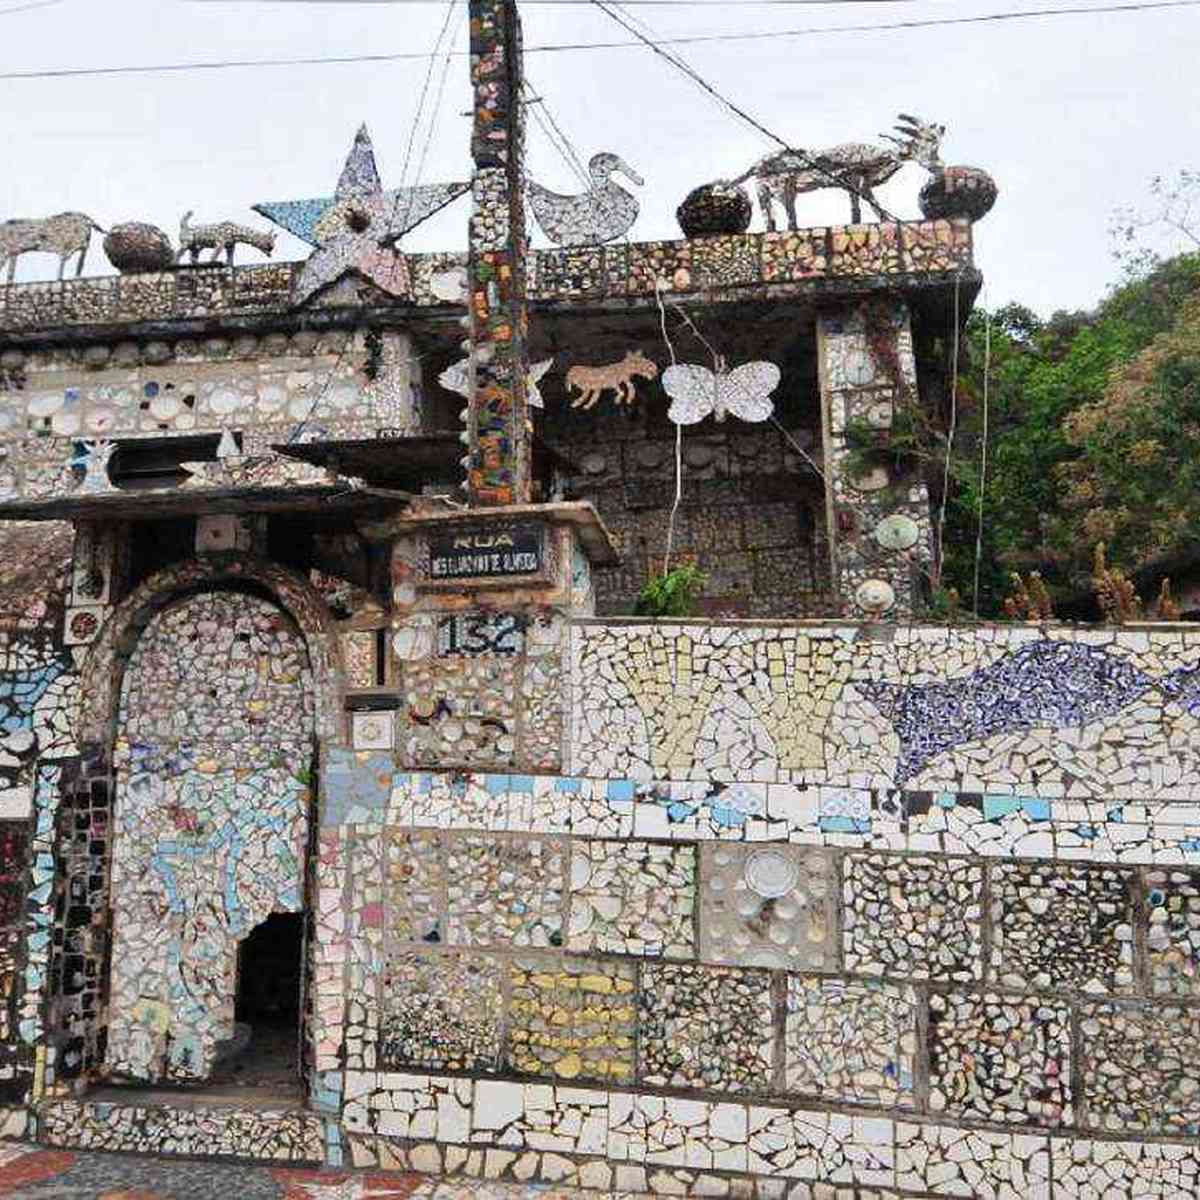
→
(0, 1142, 652, 1199)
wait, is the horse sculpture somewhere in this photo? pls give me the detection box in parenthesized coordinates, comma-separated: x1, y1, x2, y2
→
(0, 212, 105, 283)
(729, 114, 945, 230)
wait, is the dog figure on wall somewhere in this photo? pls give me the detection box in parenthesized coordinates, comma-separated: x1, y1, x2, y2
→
(566, 350, 658, 410)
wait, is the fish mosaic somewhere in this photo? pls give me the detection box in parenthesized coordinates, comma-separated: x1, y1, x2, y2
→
(859, 639, 1200, 785)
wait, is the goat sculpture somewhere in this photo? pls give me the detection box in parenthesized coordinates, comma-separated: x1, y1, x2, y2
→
(178, 211, 275, 266)
(0, 212, 105, 283)
(728, 114, 945, 231)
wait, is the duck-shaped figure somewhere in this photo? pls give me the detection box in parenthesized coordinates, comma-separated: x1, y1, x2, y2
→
(527, 152, 644, 247)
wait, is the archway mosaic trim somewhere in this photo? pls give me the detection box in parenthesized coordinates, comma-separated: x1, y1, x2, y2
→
(106, 590, 315, 1083)
(77, 554, 341, 746)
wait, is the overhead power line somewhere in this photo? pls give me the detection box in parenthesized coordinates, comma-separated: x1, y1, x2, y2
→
(188, 1, 922, 5)
(0, 0, 63, 15)
(2, 1, 1197, 80)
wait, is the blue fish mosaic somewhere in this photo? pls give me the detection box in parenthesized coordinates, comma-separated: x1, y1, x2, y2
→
(859, 639, 1183, 785)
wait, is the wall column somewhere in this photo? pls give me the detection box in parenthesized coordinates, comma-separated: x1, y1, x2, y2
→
(465, 0, 531, 507)
(817, 299, 934, 619)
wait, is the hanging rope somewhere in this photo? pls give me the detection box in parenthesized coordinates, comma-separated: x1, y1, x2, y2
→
(935, 271, 963, 591)
(654, 277, 686, 575)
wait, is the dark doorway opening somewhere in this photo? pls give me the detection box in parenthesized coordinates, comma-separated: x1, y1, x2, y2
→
(212, 912, 305, 1093)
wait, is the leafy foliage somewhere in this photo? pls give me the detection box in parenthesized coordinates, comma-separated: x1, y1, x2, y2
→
(1049, 294, 1200, 582)
(941, 252, 1200, 613)
(1002, 572, 1056, 622)
(635, 563, 707, 618)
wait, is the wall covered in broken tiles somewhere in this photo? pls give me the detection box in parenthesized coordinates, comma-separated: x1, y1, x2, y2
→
(0, 329, 417, 506)
(0, 221, 974, 335)
(0, 523, 76, 1102)
(295, 615, 1200, 1196)
(105, 588, 315, 1084)
(5, 514, 1200, 1198)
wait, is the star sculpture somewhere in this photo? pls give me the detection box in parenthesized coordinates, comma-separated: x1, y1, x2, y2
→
(254, 124, 468, 307)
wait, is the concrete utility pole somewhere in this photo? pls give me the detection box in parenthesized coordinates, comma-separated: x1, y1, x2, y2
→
(465, 0, 533, 507)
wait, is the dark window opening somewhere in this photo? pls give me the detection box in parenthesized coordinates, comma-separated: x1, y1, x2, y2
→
(107, 433, 241, 492)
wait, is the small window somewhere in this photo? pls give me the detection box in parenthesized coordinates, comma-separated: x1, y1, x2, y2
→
(106, 433, 241, 491)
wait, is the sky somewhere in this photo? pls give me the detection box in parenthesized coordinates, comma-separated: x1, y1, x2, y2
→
(1, 0, 1197, 314)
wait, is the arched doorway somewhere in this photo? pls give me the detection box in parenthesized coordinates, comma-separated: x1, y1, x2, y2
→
(104, 587, 315, 1085)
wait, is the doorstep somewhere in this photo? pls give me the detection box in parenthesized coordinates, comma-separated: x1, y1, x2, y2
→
(35, 1092, 326, 1164)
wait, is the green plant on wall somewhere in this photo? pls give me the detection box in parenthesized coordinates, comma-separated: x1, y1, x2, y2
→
(635, 563, 707, 618)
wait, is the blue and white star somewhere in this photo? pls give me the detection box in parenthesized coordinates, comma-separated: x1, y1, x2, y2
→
(254, 125, 468, 306)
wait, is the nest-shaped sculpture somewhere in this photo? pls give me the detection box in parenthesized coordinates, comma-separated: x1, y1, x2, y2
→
(919, 166, 998, 223)
(677, 183, 753, 238)
(103, 222, 175, 273)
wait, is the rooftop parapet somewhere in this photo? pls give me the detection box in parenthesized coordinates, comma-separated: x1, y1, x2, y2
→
(0, 221, 974, 339)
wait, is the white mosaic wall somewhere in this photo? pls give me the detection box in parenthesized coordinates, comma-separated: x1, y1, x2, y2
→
(569, 621, 1200, 799)
(106, 589, 315, 1083)
(0, 330, 417, 504)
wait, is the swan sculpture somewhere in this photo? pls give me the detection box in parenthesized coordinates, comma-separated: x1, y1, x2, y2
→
(527, 152, 643, 247)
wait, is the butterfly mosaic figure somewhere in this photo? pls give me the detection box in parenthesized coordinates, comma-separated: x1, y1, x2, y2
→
(661, 358, 781, 425)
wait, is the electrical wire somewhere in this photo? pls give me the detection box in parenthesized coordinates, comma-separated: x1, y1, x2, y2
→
(388, 0, 459, 235)
(0, 0, 62, 15)
(4, 2, 1197, 80)
(187, 1, 927, 6)
(290, 8, 460, 444)
(653, 278, 685, 574)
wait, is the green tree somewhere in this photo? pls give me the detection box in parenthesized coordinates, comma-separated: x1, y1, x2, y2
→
(941, 252, 1200, 614)
(1050, 291, 1200, 582)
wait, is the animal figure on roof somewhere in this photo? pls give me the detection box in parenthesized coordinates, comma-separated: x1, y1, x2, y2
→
(178, 212, 275, 266)
(0, 212, 105, 283)
(527, 152, 644, 246)
(729, 114, 945, 229)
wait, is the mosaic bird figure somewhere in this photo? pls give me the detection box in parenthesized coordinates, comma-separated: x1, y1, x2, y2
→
(527, 152, 644, 246)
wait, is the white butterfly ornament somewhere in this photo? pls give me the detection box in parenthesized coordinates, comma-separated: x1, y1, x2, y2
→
(661, 358, 780, 425)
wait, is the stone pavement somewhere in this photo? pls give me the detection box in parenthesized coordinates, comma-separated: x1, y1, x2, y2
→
(0, 1142, 655, 1199)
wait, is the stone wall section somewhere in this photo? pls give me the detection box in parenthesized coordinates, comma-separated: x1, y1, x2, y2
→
(818, 302, 934, 620)
(0, 222, 974, 335)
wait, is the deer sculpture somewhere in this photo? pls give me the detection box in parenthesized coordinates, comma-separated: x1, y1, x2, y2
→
(728, 114, 946, 231)
(178, 212, 275, 266)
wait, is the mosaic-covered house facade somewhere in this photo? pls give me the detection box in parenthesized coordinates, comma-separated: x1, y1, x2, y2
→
(0, 5, 1198, 1197)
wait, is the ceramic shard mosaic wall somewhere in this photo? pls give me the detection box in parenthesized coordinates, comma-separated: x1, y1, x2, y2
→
(106, 589, 314, 1083)
(570, 621, 1200, 797)
(0, 523, 78, 1097)
(818, 300, 934, 620)
(0, 330, 417, 505)
(0, 221, 974, 333)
